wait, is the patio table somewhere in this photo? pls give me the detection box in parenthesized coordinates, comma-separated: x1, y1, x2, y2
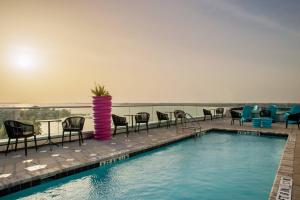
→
(124, 114, 137, 128)
(37, 119, 61, 151)
(164, 111, 174, 124)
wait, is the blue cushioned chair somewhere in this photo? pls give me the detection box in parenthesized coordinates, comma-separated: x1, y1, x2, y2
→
(268, 105, 278, 122)
(241, 105, 253, 123)
(284, 105, 300, 124)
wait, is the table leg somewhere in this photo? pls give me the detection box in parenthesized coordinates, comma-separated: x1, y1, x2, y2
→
(169, 113, 173, 125)
(131, 116, 134, 128)
(47, 121, 59, 151)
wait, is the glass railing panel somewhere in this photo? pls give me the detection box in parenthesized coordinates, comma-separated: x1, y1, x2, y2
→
(183, 106, 198, 117)
(171, 105, 184, 112)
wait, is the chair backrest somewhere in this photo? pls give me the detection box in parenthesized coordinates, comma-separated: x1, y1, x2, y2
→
(268, 105, 278, 119)
(135, 112, 150, 123)
(62, 117, 85, 130)
(287, 112, 300, 121)
(290, 105, 300, 114)
(4, 120, 27, 138)
(242, 105, 253, 120)
(216, 108, 224, 115)
(259, 109, 271, 117)
(156, 111, 168, 120)
(203, 109, 212, 115)
(112, 114, 126, 126)
(230, 110, 241, 119)
(174, 110, 185, 119)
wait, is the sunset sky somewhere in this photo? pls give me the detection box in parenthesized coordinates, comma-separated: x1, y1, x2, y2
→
(0, 0, 299, 104)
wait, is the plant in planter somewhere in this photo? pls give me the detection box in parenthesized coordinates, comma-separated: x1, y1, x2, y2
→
(91, 84, 112, 140)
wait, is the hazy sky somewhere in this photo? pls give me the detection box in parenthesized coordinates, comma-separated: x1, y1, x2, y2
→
(0, 0, 299, 104)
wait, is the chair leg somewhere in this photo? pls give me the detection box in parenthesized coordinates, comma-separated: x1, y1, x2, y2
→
(204, 116, 206, 121)
(34, 135, 38, 151)
(126, 125, 129, 137)
(286, 121, 288, 128)
(81, 131, 84, 143)
(146, 123, 149, 133)
(24, 137, 28, 156)
(69, 131, 71, 142)
(62, 131, 65, 147)
(78, 132, 81, 146)
(114, 126, 117, 136)
(15, 138, 18, 151)
(138, 123, 140, 132)
(5, 138, 11, 156)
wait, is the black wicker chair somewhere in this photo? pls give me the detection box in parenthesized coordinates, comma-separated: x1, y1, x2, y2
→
(156, 111, 170, 128)
(112, 114, 129, 136)
(62, 117, 85, 146)
(4, 120, 38, 156)
(216, 108, 224, 118)
(203, 109, 213, 121)
(135, 112, 150, 132)
(286, 112, 300, 129)
(174, 110, 186, 125)
(230, 110, 242, 126)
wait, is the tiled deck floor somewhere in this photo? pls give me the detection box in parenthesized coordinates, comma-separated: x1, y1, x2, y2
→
(0, 118, 299, 199)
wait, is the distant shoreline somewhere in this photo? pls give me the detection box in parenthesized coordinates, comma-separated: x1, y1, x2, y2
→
(0, 102, 299, 109)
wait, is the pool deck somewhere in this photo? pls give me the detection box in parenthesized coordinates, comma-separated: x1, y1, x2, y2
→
(0, 118, 299, 199)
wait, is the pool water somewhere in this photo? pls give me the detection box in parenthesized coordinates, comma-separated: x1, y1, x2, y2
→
(3, 132, 286, 200)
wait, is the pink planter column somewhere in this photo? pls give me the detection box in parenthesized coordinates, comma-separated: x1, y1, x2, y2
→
(92, 96, 112, 140)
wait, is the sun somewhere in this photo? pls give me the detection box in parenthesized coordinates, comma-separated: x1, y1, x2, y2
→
(9, 47, 39, 70)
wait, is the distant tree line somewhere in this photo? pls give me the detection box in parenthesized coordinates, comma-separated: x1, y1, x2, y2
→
(0, 108, 71, 139)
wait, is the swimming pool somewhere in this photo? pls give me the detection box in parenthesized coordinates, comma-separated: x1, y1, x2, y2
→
(3, 131, 286, 200)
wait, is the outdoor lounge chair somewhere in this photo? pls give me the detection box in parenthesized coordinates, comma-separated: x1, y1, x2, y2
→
(112, 114, 129, 136)
(174, 110, 186, 125)
(268, 105, 278, 122)
(156, 111, 170, 128)
(135, 112, 150, 132)
(230, 110, 242, 126)
(241, 105, 253, 123)
(203, 109, 213, 121)
(285, 112, 300, 129)
(216, 108, 224, 118)
(4, 120, 38, 156)
(62, 117, 85, 146)
(284, 105, 300, 125)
